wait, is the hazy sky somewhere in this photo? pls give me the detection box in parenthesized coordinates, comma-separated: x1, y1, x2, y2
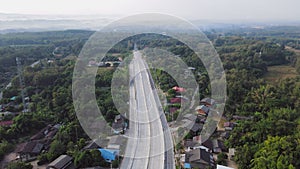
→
(1, 0, 300, 21)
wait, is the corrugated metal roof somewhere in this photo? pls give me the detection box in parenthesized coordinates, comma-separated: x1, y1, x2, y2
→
(47, 154, 73, 169)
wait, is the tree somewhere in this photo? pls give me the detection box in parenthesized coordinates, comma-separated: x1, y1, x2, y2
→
(47, 140, 66, 161)
(0, 141, 14, 161)
(74, 150, 107, 168)
(10, 113, 46, 137)
(7, 162, 33, 169)
(234, 144, 258, 169)
(216, 152, 228, 165)
(251, 136, 297, 169)
(249, 85, 276, 112)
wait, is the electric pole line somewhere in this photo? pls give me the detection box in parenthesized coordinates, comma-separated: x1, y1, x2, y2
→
(16, 57, 28, 113)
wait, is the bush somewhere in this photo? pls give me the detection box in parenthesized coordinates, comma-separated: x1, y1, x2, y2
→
(7, 161, 33, 169)
(217, 152, 228, 165)
(37, 153, 49, 166)
(0, 141, 14, 161)
(47, 140, 66, 161)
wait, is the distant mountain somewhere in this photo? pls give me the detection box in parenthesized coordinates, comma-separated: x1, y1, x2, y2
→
(1, 13, 300, 34)
(0, 13, 116, 33)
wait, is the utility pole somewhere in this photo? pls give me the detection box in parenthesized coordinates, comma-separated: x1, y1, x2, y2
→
(16, 57, 28, 113)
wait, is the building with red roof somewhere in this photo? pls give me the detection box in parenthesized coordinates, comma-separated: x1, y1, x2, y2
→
(172, 86, 186, 92)
(170, 98, 182, 103)
(0, 120, 13, 127)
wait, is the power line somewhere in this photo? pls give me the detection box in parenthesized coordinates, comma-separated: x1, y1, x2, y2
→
(16, 57, 29, 113)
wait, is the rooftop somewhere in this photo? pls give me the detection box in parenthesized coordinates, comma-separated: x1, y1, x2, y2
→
(200, 98, 216, 105)
(47, 154, 73, 169)
(186, 148, 214, 166)
(172, 86, 186, 92)
(217, 165, 234, 169)
(15, 141, 43, 155)
(0, 120, 13, 126)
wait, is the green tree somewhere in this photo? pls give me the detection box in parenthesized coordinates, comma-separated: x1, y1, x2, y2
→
(216, 152, 228, 165)
(234, 144, 258, 169)
(7, 162, 33, 169)
(251, 136, 297, 169)
(0, 141, 14, 161)
(249, 85, 276, 112)
(74, 150, 107, 168)
(47, 140, 66, 161)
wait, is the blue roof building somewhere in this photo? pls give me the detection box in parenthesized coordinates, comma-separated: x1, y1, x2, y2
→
(184, 163, 191, 168)
(99, 148, 118, 162)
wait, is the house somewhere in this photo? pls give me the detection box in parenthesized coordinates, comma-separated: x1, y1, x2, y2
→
(30, 125, 52, 141)
(188, 67, 196, 71)
(28, 124, 60, 152)
(10, 96, 17, 101)
(181, 119, 194, 131)
(82, 140, 101, 150)
(184, 163, 191, 169)
(176, 153, 186, 163)
(172, 86, 186, 92)
(192, 136, 213, 152)
(189, 123, 203, 135)
(186, 148, 215, 169)
(0, 111, 13, 119)
(112, 115, 127, 134)
(15, 141, 44, 161)
(232, 115, 253, 120)
(200, 98, 216, 107)
(180, 114, 198, 132)
(47, 60, 54, 63)
(88, 60, 107, 67)
(220, 131, 230, 140)
(30, 132, 44, 141)
(195, 105, 210, 116)
(212, 139, 227, 152)
(192, 135, 201, 143)
(170, 97, 182, 104)
(0, 120, 13, 127)
(223, 122, 231, 128)
(217, 165, 234, 169)
(46, 128, 59, 139)
(212, 139, 222, 153)
(176, 95, 189, 100)
(228, 148, 236, 160)
(199, 117, 207, 124)
(88, 60, 97, 67)
(47, 155, 74, 169)
(183, 114, 197, 121)
(169, 107, 179, 114)
(224, 122, 236, 131)
(82, 167, 115, 169)
(99, 149, 119, 163)
(30, 124, 59, 141)
(184, 139, 197, 152)
(107, 135, 123, 152)
(201, 139, 214, 152)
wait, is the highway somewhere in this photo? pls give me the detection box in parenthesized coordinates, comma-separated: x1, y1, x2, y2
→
(121, 50, 175, 169)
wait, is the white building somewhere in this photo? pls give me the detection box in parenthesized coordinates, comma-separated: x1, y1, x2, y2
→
(217, 164, 234, 169)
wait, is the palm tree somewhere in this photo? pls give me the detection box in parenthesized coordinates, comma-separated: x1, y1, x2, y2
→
(250, 85, 276, 112)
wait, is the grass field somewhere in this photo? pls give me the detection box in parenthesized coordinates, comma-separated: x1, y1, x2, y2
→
(264, 65, 299, 83)
(263, 46, 300, 83)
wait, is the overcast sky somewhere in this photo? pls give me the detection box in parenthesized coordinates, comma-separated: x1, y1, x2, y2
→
(1, 0, 300, 21)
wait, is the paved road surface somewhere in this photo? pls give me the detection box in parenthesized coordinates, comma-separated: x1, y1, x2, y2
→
(121, 50, 175, 169)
